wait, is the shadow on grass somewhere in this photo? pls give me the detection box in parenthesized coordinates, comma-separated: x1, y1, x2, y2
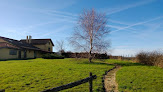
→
(113, 62, 146, 67)
(0, 58, 36, 62)
(81, 61, 114, 66)
(80, 59, 146, 67)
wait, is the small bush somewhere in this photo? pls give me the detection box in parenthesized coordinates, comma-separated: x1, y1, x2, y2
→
(42, 53, 64, 59)
(136, 51, 163, 68)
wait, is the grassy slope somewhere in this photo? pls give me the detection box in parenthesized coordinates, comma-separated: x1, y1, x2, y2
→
(105, 59, 163, 92)
(0, 58, 114, 92)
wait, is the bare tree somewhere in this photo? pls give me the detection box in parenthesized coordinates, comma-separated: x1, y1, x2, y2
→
(69, 9, 110, 62)
(56, 40, 65, 53)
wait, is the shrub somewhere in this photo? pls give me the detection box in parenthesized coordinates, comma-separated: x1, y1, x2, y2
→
(42, 53, 64, 59)
(136, 51, 163, 68)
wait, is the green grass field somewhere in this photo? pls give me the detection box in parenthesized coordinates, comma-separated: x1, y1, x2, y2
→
(0, 58, 114, 92)
(104, 59, 163, 92)
(0, 58, 162, 92)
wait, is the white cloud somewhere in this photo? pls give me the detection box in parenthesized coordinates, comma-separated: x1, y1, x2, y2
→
(110, 49, 139, 56)
(30, 8, 77, 21)
(110, 48, 161, 56)
(109, 19, 131, 26)
(106, 0, 156, 15)
(39, 25, 73, 38)
(110, 16, 163, 33)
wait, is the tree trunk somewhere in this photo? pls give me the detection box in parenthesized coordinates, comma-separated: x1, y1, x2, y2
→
(89, 50, 92, 63)
(89, 35, 93, 63)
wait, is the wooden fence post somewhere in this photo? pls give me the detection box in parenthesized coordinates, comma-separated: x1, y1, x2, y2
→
(0, 89, 5, 92)
(89, 72, 92, 92)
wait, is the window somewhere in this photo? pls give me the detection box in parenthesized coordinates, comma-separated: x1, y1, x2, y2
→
(9, 50, 17, 55)
(48, 48, 50, 51)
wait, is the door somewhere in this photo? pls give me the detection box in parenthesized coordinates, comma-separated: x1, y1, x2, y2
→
(24, 50, 27, 59)
(18, 51, 21, 59)
(34, 51, 37, 58)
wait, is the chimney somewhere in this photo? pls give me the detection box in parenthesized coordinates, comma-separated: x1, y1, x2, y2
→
(26, 36, 28, 43)
(29, 35, 32, 44)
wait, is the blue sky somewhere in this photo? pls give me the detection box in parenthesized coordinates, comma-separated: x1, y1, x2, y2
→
(0, 0, 163, 56)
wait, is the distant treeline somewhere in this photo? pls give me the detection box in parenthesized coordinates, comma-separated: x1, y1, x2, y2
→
(61, 52, 108, 59)
(61, 52, 132, 60)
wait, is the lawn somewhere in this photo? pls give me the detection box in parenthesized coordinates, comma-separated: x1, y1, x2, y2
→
(104, 59, 163, 92)
(0, 58, 162, 92)
(0, 58, 114, 92)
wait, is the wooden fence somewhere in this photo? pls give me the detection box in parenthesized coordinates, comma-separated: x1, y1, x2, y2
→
(0, 89, 5, 92)
(0, 73, 96, 92)
(41, 72, 97, 92)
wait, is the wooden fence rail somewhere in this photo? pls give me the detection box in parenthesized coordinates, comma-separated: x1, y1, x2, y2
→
(41, 72, 97, 92)
(0, 89, 5, 92)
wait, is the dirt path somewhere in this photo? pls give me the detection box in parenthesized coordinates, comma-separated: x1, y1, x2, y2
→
(104, 66, 121, 92)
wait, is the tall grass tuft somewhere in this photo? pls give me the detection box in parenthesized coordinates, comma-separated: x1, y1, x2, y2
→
(136, 51, 163, 68)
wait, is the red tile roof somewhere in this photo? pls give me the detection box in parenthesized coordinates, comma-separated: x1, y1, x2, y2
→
(0, 42, 20, 49)
(0, 36, 41, 51)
